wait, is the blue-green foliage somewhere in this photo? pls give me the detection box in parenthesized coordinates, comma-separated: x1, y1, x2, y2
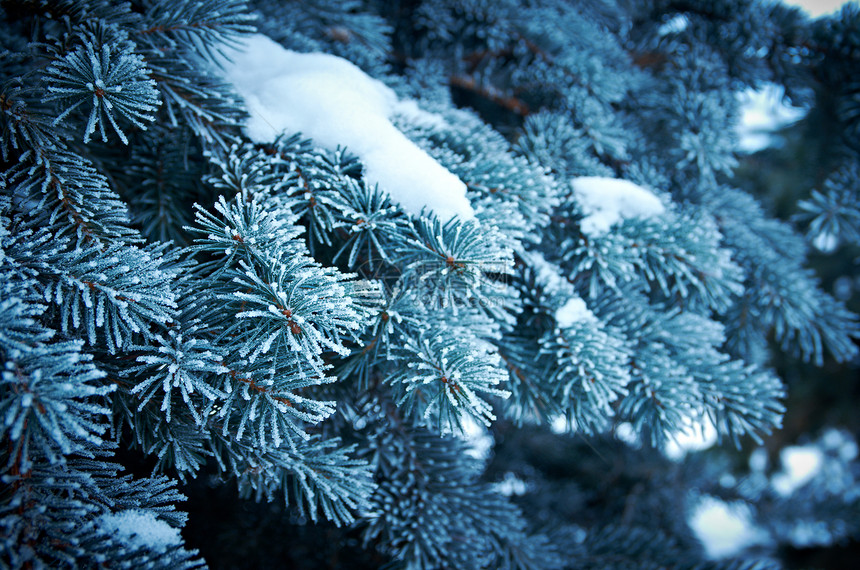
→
(388, 329, 510, 430)
(2, 0, 860, 568)
(2, 453, 205, 568)
(795, 163, 860, 250)
(43, 25, 160, 144)
(358, 408, 561, 570)
(0, 262, 110, 470)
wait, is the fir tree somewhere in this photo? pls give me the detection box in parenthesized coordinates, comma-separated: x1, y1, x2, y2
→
(1, 0, 859, 568)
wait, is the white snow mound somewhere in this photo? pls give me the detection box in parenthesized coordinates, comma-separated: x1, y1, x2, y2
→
(689, 496, 767, 559)
(221, 34, 474, 221)
(97, 509, 181, 551)
(772, 445, 824, 496)
(555, 297, 595, 327)
(571, 176, 665, 236)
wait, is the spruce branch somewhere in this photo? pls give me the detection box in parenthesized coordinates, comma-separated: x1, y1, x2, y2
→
(43, 27, 159, 144)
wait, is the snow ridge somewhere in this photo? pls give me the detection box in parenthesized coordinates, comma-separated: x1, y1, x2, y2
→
(221, 34, 474, 221)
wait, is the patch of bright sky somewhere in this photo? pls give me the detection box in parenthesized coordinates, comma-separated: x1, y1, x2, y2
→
(565, 415, 717, 456)
(772, 444, 825, 495)
(660, 2, 855, 153)
(691, 430, 860, 557)
(784, 0, 858, 17)
(220, 34, 474, 221)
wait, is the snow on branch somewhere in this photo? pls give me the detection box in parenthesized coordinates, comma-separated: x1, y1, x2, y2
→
(524, 249, 595, 327)
(555, 297, 596, 327)
(572, 176, 665, 236)
(220, 34, 474, 221)
(96, 509, 182, 551)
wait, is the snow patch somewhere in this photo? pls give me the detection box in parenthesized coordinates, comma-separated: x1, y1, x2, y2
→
(737, 83, 806, 153)
(772, 445, 824, 496)
(689, 496, 767, 559)
(220, 34, 473, 221)
(550, 414, 571, 434)
(458, 414, 493, 460)
(555, 297, 595, 328)
(615, 422, 638, 445)
(495, 472, 528, 497)
(571, 177, 665, 236)
(658, 14, 689, 36)
(812, 231, 839, 253)
(522, 250, 593, 327)
(392, 99, 448, 131)
(525, 250, 567, 292)
(97, 509, 181, 551)
(664, 416, 718, 460)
